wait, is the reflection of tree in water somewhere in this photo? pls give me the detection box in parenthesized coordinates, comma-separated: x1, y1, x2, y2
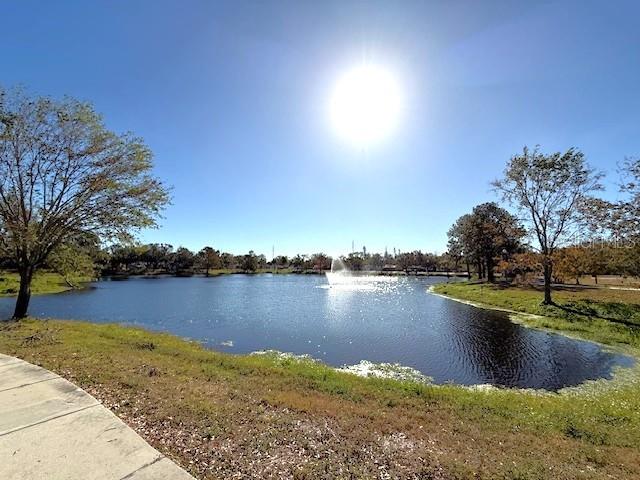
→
(442, 301, 529, 386)
(442, 300, 628, 389)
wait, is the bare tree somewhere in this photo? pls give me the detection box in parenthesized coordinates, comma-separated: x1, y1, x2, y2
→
(0, 88, 169, 318)
(492, 146, 602, 304)
(617, 157, 640, 238)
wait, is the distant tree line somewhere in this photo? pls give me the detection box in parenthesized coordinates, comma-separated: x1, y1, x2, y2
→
(339, 250, 463, 273)
(0, 243, 463, 278)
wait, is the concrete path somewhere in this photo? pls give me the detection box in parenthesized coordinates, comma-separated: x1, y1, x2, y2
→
(0, 353, 195, 480)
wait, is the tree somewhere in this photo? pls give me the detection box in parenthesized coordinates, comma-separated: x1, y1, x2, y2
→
(344, 252, 364, 271)
(256, 254, 267, 270)
(448, 214, 479, 278)
(220, 252, 235, 270)
(492, 147, 602, 304)
(241, 251, 258, 272)
(170, 247, 195, 274)
(273, 255, 289, 268)
(310, 252, 331, 271)
(366, 253, 384, 271)
(108, 244, 147, 273)
(290, 254, 305, 270)
(141, 243, 173, 271)
(447, 203, 524, 282)
(498, 251, 541, 284)
(437, 252, 458, 276)
(616, 157, 640, 239)
(197, 246, 221, 276)
(47, 235, 97, 288)
(0, 88, 169, 318)
(395, 252, 412, 271)
(553, 247, 588, 284)
(469, 203, 524, 282)
(582, 245, 611, 284)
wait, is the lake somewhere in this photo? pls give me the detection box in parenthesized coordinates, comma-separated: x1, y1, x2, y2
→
(0, 274, 633, 389)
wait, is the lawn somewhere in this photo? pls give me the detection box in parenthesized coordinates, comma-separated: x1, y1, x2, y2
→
(0, 270, 94, 297)
(1, 317, 639, 479)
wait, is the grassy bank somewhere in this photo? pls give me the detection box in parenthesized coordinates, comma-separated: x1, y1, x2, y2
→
(1, 319, 639, 479)
(431, 282, 640, 349)
(0, 271, 93, 297)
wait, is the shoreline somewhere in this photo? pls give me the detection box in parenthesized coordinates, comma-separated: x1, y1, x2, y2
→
(427, 283, 640, 389)
(4, 278, 635, 392)
(1, 270, 467, 299)
(427, 283, 640, 354)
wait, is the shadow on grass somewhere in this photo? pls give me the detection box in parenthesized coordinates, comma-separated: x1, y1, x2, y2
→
(473, 281, 640, 329)
(554, 301, 640, 329)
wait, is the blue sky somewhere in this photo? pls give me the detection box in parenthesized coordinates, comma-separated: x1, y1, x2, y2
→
(3, 1, 639, 257)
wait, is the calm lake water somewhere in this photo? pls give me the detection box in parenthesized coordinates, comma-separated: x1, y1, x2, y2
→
(0, 274, 633, 389)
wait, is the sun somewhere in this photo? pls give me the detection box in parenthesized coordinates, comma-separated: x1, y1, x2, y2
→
(330, 64, 402, 147)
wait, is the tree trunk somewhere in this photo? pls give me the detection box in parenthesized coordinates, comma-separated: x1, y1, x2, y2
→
(13, 267, 34, 319)
(542, 256, 553, 305)
(486, 256, 495, 283)
(465, 259, 471, 279)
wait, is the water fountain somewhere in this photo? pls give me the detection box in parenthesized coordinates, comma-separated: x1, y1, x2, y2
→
(325, 257, 397, 288)
(325, 257, 350, 286)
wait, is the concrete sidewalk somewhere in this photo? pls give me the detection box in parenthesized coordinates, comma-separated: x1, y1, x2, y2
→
(0, 353, 195, 480)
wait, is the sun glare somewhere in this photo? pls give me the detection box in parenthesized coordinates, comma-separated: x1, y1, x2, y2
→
(330, 64, 402, 147)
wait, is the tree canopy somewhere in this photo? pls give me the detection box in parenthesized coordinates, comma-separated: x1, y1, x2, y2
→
(0, 88, 170, 318)
(448, 202, 525, 282)
(492, 146, 602, 303)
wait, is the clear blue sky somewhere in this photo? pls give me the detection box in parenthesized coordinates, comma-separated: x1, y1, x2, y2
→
(3, 1, 639, 257)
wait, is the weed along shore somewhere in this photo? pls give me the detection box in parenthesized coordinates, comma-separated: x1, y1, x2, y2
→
(1, 318, 640, 479)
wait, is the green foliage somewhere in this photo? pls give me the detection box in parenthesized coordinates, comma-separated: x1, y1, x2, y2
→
(0, 87, 170, 317)
(448, 202, 525, 281)
(197, 246, 221, 275)
(170, 247, 195, 274)
(240, 250, 259, 272)
(343, 252, 365, 270)
(47, 244, 96, 287)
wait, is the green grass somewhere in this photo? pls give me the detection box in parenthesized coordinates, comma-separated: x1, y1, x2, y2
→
(0, 270, 94, 297)
(432, 282, 640, 349)
(1, 318, 639, 479)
